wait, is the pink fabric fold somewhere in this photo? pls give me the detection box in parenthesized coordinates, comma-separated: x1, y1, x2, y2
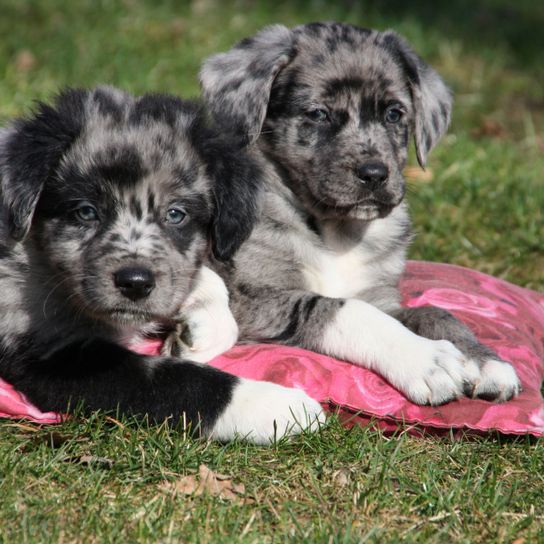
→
(1, 261, 543, 436)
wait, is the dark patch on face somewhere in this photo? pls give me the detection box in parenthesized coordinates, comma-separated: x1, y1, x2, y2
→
(314, 110, 349, 147)
(323, 77, 364, 99)
(162, 219, 199, 256)
(36, 165, 102, 220)
(90, 145, 146, 188)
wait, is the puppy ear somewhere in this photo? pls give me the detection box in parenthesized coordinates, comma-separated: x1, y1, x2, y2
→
(200, 24, 295, 146)
(382, 32, 453, 168)
(0, 89, 87, 240)
(207, 142, 262, 261)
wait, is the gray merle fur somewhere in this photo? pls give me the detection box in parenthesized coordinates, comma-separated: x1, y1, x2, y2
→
(200, 22, 520, 404)
(0, 86, 260, 432)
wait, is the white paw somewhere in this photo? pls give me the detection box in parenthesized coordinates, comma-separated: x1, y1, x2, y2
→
(182, 303, 238, 363)
(174, 266, 238, 363)
(473, 359, 522, 402)
(209, 379, 326, 444)
(393, 338, 481, 405)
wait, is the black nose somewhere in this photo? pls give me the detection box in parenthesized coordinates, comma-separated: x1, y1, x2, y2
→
(357, 161, 389, 191)
(114, 267, 155, 301)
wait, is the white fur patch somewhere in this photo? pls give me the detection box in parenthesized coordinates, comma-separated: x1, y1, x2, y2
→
(320, 299, 482, 405)
(302, 244, 375, 299)
(209, 378, 325, 444)
(180, 266, 239, 362)
(474, 358, 522, 401)
(301, 209, 407, 300)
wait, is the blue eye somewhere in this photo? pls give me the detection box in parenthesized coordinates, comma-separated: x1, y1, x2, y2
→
(165, 207, 186, 225)
(385, 107, 403, 124)
(75, 203, 99, 222)
(305, 108, 330, 123)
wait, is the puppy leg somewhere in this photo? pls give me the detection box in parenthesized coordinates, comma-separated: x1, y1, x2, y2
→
(5, 337, 324, 444)
(391, 307, 521, 401)
(232, 288, 481, 405)
(162, 266, 239, 362)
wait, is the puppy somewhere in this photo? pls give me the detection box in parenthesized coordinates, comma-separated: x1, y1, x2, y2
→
(196, 22, 521, 405)
(0, 86, 324, 443)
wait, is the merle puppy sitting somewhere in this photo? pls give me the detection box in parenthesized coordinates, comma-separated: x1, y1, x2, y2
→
(0, 86, 324, 443)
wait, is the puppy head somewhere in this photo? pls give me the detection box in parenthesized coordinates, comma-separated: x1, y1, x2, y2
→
(0, 87, 260, 327)
(201, 22, 452, 221)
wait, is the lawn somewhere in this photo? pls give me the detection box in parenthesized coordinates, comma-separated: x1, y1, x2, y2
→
(0, 1, 543, 542)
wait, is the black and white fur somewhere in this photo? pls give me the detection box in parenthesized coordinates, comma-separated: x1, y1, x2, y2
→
(0, 86, 324, 443)
(195, 22, 521, 405)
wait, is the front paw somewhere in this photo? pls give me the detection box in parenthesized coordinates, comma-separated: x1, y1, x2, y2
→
(162, 304, 239, 363)
(472, 358, 521, 402)
(209, 379, 326, 444)
(395, 338, 481, 405)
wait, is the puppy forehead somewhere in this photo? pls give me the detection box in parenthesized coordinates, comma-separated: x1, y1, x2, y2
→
(288, 27, 409, 101)
(73, 118, 198, 171)
(58, 123, 210, 199)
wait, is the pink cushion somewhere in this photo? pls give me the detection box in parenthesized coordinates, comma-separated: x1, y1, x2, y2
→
(2, 261, 543, 436)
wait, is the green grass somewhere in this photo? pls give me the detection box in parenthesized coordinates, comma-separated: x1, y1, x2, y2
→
(0, 1, 543, 542)
(1, 415, 543, 543)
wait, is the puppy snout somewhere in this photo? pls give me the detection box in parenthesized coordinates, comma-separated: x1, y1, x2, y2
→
(357, 161, 389, 191)
(114, 267, 156, 301)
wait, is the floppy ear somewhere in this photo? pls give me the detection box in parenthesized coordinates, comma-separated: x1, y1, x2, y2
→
(382, 32, 453, 168)
(207, 141, 262, 261)
(200, 24, 296, 146)
(0, 89, 88, 240)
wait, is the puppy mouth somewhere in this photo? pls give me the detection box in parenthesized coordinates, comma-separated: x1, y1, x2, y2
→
(348, 202, 395, 220)
(105, 308, 175, 326)
(358, 199, 397, 215)
(314, 197, 399, 220)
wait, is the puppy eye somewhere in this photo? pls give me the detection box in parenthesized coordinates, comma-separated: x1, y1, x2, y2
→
(75, 203, 99, 222)
(385, 107, 403, 124)
(165, 207, 187, 225)
(305, 109, 330, 123)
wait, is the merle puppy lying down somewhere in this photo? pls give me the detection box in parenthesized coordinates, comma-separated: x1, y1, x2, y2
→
(190, 22, 521, 405)
(0, 87, 324, 443)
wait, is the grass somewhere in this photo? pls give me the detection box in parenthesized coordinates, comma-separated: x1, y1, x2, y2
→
(2, 415, 543, 543)
(0, 1, 543, 542)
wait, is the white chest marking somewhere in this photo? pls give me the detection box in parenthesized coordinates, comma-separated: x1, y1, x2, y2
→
(302, 246, 374, 299)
